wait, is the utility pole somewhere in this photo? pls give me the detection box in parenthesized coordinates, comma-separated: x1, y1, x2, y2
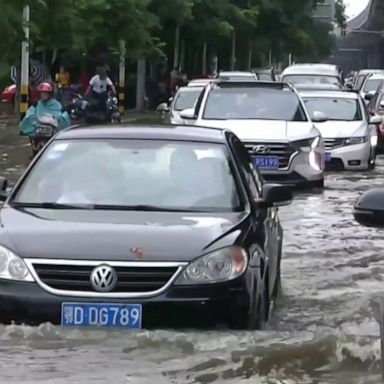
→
(230, 32, 236, 71)
(173, 26, 180, 70)
(136, 57, 146, 112)
(118, 39, 126, 114)
(202, 42, 207, 75)
(20, 5, 30, 121)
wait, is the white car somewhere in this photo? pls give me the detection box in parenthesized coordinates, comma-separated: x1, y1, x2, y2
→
(301, 90, 381, 171)
(360, 73, 384, 103)
(179, 81, 325, 188)
(157, 86, 204, 125)
(217, 71, 258, 82)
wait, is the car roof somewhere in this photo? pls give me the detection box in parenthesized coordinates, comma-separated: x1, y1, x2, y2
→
(294, 83, 343, 91)
(358, 69, 384, 76)
(299, 90, 359, 99)
(176, 86, 204, 93)
(55, 124, 229, 143)
(282, 64, 339, 77)
(218, 71, 256, 77)
(211, 80, 293, 91)
(187, 79, 211, 87)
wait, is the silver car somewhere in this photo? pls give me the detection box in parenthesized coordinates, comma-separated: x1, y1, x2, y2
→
(179, 81, 325, 188)
(301, 90, 381, 171)
(217, 71, 258, 82)
(157, 86, 204, 125)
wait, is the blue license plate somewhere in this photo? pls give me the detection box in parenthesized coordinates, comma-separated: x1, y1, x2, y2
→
(325, 152, 332, 162)
(61, 303, 142, 329)
(252, 156, 279, 170)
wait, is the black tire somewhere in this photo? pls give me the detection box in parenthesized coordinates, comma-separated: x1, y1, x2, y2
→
(272, 247, 282, 299)
(229, 273, 270, 330)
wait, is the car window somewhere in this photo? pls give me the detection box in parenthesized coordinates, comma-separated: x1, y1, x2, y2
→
(363, 79, 383, 93)
(354, 75, 366, 90)
(303, 97, 362, 121)
(257, 73, 272, 81)
(174, 89, 202, 111)
(378, 94, 384, 113)
(14, 140, 243, 213)
(231, 137, 261, 199)
(283, 75, 340, 85)
(203, 88, 307, 121)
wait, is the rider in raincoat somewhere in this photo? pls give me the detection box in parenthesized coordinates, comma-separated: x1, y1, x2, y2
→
(20, 82, 71, 137)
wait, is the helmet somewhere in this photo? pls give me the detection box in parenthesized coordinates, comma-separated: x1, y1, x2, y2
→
(37, 82, 54, 92)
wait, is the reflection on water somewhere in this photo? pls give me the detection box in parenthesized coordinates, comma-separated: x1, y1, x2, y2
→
(1, 116, 384, 383)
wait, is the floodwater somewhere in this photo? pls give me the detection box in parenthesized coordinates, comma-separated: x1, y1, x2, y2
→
(1, 117, 384, 383)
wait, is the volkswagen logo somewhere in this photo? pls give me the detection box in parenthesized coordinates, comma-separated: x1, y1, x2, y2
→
(252, 145, 270, 154)
(90, 265, 118, 292)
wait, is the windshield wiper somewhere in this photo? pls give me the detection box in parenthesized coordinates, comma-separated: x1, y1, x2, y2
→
(91, 204, 197, 212)
(12, 202, 93, 210)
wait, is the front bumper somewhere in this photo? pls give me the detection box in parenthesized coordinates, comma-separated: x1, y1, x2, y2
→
(261, 150, 324, 186)
(0, 275, 252, 326)
(326, 142, 371, 171)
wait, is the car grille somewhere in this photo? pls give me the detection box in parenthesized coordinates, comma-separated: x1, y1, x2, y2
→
(324, 138, 344, 151)
(30, 262, 180, 294)
(244, 142, 296, 169)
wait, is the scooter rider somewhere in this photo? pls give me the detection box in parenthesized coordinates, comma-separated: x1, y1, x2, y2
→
(85, 66, 117, 111)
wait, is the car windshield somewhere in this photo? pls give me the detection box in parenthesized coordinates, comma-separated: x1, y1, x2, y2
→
(203, 87, 307, 121)
(363, 78, 383, 93)
(303, 97, 363, 121)
(283, 75, 340, 85)
(174, 89, 202, 111)
(14, 140, 242, 212)
(355, 75, 366, 90)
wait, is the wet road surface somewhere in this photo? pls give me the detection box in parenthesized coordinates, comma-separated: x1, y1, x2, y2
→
(1, 120, 384, 383)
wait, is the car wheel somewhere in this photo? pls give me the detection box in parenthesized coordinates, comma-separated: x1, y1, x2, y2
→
(229, 272, 270, 330)
(272, 247, 282, 299)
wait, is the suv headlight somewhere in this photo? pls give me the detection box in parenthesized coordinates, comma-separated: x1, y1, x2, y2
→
(293, 136, 321, 152)
(175, 247, 248, 285)
(344, 137, 368, 145)
(0, 245, 34, 282)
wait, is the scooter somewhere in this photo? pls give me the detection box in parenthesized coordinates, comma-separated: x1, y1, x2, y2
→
(30, 114, 59, 156)
(83, 92, 121, 124)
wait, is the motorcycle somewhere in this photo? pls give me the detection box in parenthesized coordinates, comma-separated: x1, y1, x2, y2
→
(30, 114, 59, 156)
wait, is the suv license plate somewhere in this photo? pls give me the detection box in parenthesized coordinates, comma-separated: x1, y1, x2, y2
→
(252, 156, 279, 170)
(61, 303, 142, 329)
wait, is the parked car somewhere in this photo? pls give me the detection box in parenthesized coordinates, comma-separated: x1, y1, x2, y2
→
(253, 68, 276, 82)
(353, 69, 384, 91)
(0, 125, 292, 329)
(2, 84, 40, 106)
(360, 73, 384, 103)
(281, 64, 343, 88)
(187, 79, 212, 87)
(300, 90, 381, 171)
(366, 89, 384, 150)
(157, 86, 204, 124)
(216, 71, 259, 82)
(179, 81, 325, 188)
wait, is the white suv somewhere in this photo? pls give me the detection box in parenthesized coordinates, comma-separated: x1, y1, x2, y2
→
(179, 81, 325, 188)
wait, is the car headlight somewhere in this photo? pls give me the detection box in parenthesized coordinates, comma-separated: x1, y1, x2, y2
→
(344, 137, 368, 145)
(0, 245, 34, 282)
(293, 136, 321, 152)
(175, 247, 248, 285)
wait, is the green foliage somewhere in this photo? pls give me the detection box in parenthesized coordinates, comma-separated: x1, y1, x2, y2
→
(0, 0, 341, 72)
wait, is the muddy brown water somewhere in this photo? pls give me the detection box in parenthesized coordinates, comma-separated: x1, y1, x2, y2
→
(1, 117, 384, 383)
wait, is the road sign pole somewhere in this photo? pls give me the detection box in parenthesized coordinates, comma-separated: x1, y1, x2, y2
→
(20, 5, 30, 121)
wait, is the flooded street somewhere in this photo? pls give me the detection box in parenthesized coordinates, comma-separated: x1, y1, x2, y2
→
(1, 120, 384, 383)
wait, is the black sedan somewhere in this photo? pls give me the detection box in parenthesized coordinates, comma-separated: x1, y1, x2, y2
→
(0, 125, 292, 329)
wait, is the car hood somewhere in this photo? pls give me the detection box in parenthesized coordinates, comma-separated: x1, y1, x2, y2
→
(0, 207, 249, 262)
(199, 119, 318, 141)
(314, 120, 367, 139)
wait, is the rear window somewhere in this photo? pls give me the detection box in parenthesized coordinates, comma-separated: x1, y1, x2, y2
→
(283, 75, 340, 85)
(363, 78, 383, 93)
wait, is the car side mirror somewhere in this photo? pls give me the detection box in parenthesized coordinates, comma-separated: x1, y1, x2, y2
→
(0, 177, 8, 202)
(156, 103, 169, 113)
(180, 108, 196, 120)
(369, 115, 382, 125)
(256, 183, 293, 208)
(354, 188, 384, 228)
(365, 93, 374, 101)
(312, 111, 328, 123)
(380, 100, 384, 109)
(168, 97, 173, 105)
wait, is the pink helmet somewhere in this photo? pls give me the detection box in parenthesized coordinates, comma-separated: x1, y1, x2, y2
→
(37, 82, 54, 93)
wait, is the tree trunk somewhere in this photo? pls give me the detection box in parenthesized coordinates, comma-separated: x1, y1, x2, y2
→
(230, 32, 236, 70)
(119, 39, 126, 114)
(247, 42, 253, 70)
(173, 25, 180, 69)
(180, 40, 185, 72)
(136, 57, 146, 112)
